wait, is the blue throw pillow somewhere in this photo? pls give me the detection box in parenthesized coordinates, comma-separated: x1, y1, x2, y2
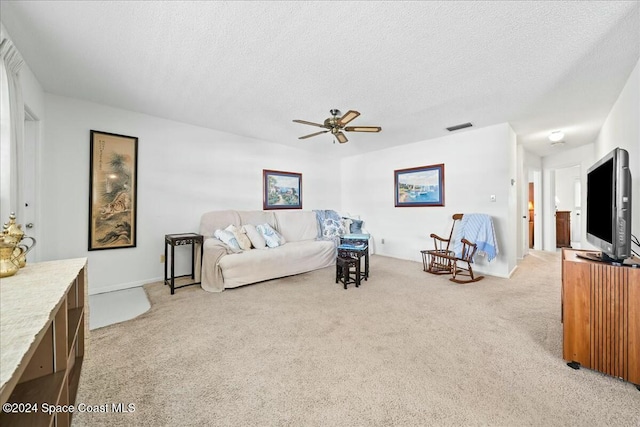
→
(349, 219, 364, 234)
(322, 218, 348, 238)
(342, 217, 364, 234)
(256, 223, 285, 248)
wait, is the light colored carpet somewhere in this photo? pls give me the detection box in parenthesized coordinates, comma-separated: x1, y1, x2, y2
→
(73, 252, 640, 426)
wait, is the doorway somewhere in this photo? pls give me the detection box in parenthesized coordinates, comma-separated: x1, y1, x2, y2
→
(525, 169, 542, 252)
(528, 182, 534, 248)
(554, 165, 581, 250)
(23, 108, 40, 262)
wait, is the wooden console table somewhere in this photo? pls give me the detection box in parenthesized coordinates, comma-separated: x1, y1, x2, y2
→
(561, 249, 640, 388)
(0, 258, 88, 426)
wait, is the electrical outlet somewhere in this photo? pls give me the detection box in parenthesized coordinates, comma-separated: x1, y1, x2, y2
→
(381, 238, 385, 244)
(160, 254, 165, 263)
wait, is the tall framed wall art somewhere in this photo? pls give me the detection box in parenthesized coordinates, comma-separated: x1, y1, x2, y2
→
(89, 130, 138, 250)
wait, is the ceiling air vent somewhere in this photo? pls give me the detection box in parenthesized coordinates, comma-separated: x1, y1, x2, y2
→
(446, 122, 473, 132)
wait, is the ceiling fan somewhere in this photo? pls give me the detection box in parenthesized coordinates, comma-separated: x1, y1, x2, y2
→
(293, 109, 382, 144)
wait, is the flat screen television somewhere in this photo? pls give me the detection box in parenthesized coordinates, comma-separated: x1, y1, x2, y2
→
(585, 147, 632, 263)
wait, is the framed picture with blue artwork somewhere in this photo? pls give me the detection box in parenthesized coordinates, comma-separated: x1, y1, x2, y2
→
(394, 163, 445, 207)
(263, 169, 302, 210)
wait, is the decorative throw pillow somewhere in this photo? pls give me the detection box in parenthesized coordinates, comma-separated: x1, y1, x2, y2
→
(349, 218, 364, 234)
(322, 217, 348, 238)
(342, 217, 353, 233)
(256, 223, 285, 248)
(226, 224, 252, 250)
(242, 224, 266, 249)
(213, 229, 241, 250)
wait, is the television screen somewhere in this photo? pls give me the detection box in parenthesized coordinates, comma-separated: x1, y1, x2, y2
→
(586, 157, 613, 243)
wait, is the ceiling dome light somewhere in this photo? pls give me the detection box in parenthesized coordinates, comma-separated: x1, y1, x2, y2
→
(548, 131, 565, 142)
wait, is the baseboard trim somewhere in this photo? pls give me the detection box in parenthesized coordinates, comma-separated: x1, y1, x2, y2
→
(90, 276, 163, 295)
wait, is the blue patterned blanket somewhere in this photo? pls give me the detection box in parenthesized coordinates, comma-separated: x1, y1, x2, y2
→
(452, 213, 499, 262)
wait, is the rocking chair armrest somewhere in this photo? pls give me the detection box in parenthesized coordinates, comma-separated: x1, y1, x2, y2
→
(459, 238, 479, 261)
(460, 238, 477, 247)
(429, 233, 449, 242)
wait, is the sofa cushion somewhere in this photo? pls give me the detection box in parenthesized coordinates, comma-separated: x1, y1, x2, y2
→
(238, 211, 277, 229)
(218, 240, 336, 288)
(200, 210, 241, 238)
(242, 224, 266, 249)
(274, 211, 319, 242)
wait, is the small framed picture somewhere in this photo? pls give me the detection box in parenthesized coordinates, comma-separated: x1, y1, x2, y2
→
(263, 169, 302, 210)
(394, 163, 445, 207)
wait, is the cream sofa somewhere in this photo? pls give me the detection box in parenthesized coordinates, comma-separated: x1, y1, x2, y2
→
(199, 210, 336, 292)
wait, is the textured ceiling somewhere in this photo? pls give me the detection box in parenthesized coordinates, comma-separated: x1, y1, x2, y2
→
(2, 1, 639, 158)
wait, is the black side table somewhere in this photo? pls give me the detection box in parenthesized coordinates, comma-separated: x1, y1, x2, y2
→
(164, 233, 203, 294)
(337, 242, 369, 282)
(339, 235, 370, 280)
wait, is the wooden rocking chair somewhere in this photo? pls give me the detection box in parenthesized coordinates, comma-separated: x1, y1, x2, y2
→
(422, 213, 484, 284)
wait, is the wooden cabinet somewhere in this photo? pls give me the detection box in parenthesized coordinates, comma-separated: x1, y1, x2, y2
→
(561, 249, 640, 386)
(0, 258, 88, 427)
(556, 210, 571, 248)
(528, 210, 534, 249)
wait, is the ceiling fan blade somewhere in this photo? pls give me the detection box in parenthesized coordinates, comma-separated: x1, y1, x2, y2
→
(293, 119, 327, 128)
(335, 131, 348, 144)
(299, 130, 329, 139)
(337, 110, 360, 126)
(344, 126, 382, 133)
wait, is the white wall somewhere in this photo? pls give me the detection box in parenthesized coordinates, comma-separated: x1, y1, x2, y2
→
(593, 58, 639, 246)
(42, 95, 342, 294)
(20, 62, 45, 119)
(340, 123, 517, 278)
(555, 166, 580, 212)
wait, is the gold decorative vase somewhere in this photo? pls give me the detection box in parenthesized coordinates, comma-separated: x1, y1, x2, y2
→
(3, 213, 36, 268)
(0, 237, 19, 278)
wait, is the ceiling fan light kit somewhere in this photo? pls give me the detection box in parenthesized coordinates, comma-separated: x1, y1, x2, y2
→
(293, 109, 382, 144)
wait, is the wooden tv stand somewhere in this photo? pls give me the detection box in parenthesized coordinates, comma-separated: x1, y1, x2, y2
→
(0, 258, 88, 426)
(561, 249, 640, 388)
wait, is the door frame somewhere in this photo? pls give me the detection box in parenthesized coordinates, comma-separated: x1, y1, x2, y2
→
(23, 106, 41, 262)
